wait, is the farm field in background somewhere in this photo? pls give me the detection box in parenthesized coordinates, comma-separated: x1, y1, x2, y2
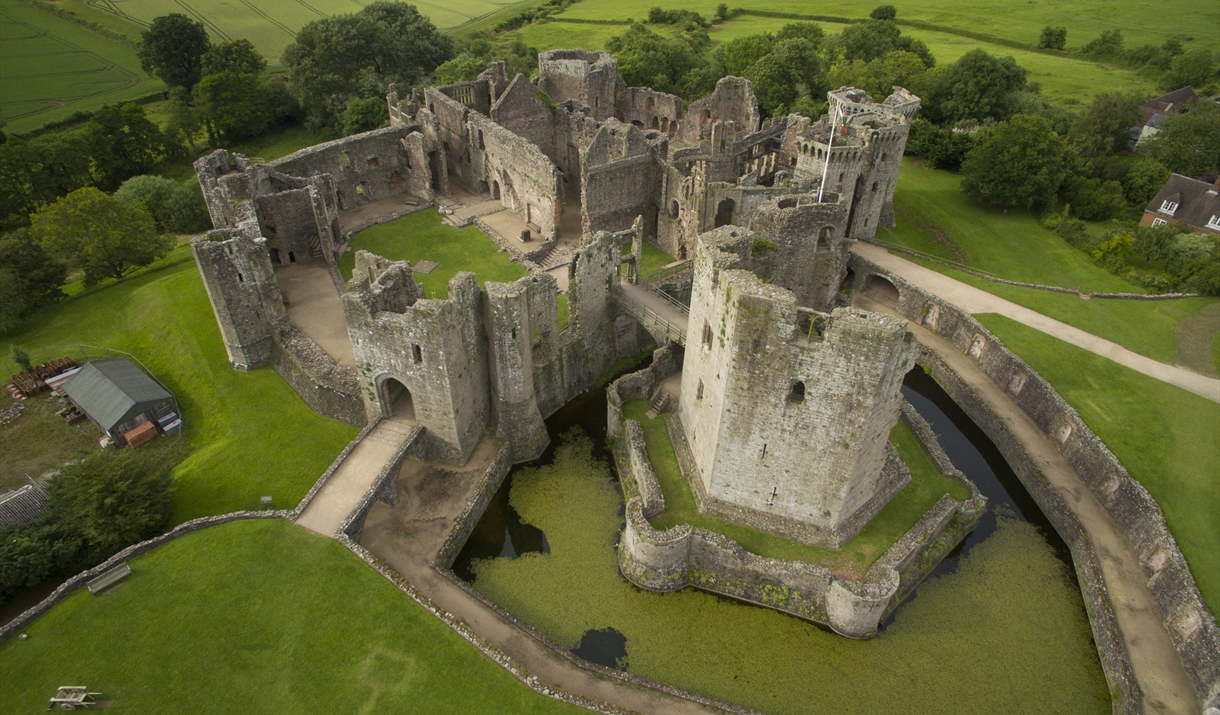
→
(0, 0, 161, 133)
(550, 0, 1217, 53)
(54, 0, 535, 62)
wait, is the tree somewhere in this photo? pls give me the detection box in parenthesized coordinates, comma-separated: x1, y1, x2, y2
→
(162, 183, 212, 234)
(342, 96, 390, 135)
(201, 39, 266, 77)
(1079, 29, 1124, 60)
(1068, 92, 1141, 158)
(0, 228, 68, 318)
(1140, 100, 1220, 179)
(720, 33, 774, 76)
(435, 52, 488, 84)
(1161, 49, 1219, 92)
(828, 51, 933, 103)
(115, 175, 180, 233)
(282, 1, 453, 131)
(775, 22, 824, 46)
(837, 19, 899, 64)
(746, 54, 798, 117)
(928, 49, 1027, 124)
(137, 13, 211, 90)
(31, 188, 171, 285)
(960, 114, 1069, 209)
(1122, 159, 1170, 207)
(193, 72, 273, 143)
(46, 451, 174, 555)
(869, 5, 897, 21)
(0, 133, 92, 228)
(81, 104, 164, 191)
(1038, 27, 1067, 50)
(773, 38, 828, 98)
(1065, 176, 1125, 220)
(606, 23, 707, 97)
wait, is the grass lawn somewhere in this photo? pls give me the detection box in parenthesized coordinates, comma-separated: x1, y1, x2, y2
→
(469, 432, 1109, 713)
(640, 241, 676, 278)
(0, 0, 162, 133)
(976, 314, 1220, 616)
(0, 519, 584, 714)
(622, 400, 970, 575)
(879, 159, 1139, 293)
(1, 256, 357, 525)
(0, 397, 102, 493)
(340, 210, 529, 298)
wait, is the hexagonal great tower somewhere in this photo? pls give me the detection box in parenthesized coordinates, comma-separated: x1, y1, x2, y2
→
(679, 219, 918, 548)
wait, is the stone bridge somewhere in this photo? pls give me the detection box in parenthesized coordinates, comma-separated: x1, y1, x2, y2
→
(615, 282, 690, 346)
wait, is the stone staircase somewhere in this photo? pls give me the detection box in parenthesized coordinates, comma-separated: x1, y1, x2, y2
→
(645, 387, 670, 419)
(365, 418, 420, 447)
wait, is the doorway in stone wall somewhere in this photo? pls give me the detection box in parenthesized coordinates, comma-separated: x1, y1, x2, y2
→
(714, 198, 735, 228)
(380, 378, 416, 420)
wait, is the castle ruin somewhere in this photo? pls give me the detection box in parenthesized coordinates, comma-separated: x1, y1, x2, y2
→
(191, 50, 952, 624)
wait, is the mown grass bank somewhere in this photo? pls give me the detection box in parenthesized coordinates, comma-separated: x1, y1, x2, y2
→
(0, 519, 584, 714)
(1, 257, 357, 524)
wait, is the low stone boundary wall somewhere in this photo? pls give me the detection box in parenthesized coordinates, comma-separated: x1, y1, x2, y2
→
(0, 510, 290, 644)
(623, 420, 665, 517)
(851, 252, 1219, 709)
(337, 425, 423, 541)
(605, 344, 680, 440)
(272, 319, 365, 427)
(433, 440, 514, 569)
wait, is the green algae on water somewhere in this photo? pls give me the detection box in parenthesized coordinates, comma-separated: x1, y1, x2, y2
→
(470, 432, 1111, 715)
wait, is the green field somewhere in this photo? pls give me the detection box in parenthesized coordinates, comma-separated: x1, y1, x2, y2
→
(546, 0, 1217, 53)
(0, 519, 583, 714)
(0, 251, 358, 524)
(876, 159, 1220, 365)
(977, 314, 1220, 616)
(57, 0, 537, 63)
(469, 431, 1110, 713)
(0, 0, 162, 133)
(622, 401, 970, 574)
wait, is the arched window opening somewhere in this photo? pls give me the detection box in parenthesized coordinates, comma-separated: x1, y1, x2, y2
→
(788, 381, 805, 403)
(669, 200, 680, 219)
(412, 344, 422, 364)
(702, 321, 713, 349)
(818, 226, 833, 250)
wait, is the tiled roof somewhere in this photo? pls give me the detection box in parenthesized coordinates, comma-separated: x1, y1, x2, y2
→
(1145, 173, 1220, 232)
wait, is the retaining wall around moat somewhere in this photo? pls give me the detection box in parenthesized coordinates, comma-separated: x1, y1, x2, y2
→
(608, 348, 987, 639)
(850, 252, 1220, 711)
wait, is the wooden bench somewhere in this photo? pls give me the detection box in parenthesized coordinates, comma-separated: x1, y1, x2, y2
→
(86, 563, 131, 594)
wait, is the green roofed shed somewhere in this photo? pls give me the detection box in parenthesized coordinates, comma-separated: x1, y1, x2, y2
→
(63, 359, 175, 442)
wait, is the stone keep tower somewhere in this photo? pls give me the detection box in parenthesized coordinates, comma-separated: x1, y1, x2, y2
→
(679, 227, 918, 547)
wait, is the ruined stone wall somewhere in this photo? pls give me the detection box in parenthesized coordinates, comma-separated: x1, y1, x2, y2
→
(617, 86, 683, 139)
(423, 88, 473, 191)
(191, 230, 284, 369)
(678, 77, 760, 146)
(490, 74, 558, 161)
(343, 253, 490, 464)
(679, 228, 917, 547)
(537, 49, 620, 122)
(270, 319, 365, 427)
(582, 120, 659, 235)
(845, 118, 910, 240)
(850, 253, 1218, 709)
(468, 111, 562, 239)
(746, 197, 851, 312)
(484, 277, 551, 462)
(271, 125, 419, 210)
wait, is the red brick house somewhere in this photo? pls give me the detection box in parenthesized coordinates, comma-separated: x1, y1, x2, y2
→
(1140, 173, 1220, 234)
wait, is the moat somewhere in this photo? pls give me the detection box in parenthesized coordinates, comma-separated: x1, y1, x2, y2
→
(451, 364, 1109, 713)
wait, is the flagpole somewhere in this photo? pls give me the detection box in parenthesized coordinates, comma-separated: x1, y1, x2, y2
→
(817, 103, 842, 203)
